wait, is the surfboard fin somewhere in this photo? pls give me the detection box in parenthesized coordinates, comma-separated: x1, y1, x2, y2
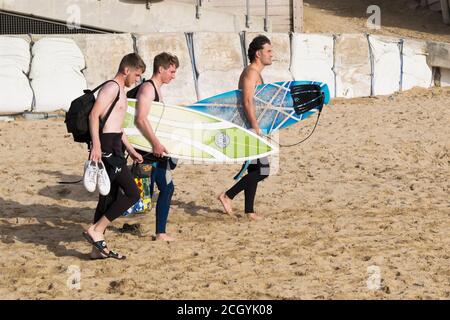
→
(290, 84, 325, 115)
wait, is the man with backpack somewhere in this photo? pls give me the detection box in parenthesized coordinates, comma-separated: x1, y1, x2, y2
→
(131, 52, 179, 242)
(81, 53, 145, 260)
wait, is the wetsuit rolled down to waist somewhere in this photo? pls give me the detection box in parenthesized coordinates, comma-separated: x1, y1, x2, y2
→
(93, 132, 140, 224)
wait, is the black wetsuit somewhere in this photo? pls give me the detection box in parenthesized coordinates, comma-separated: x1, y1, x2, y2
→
(93, 132, 140, 223)
(225, 157, 270, 214)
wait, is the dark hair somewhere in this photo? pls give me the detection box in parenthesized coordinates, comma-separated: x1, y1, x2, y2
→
(118, 53, 146, 73)
(248, 35, 271, 63)
(153, 52, 179, 74)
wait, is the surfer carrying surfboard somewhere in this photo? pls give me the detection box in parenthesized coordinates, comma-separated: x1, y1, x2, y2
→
(218, 35, 273, 221)
(82, 53, 146, 260)
(134, 52, 179, 242)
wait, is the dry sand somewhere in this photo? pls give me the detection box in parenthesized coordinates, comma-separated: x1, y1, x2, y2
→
(1, 0, 449, 300)
(0, 86, 449, 299)
(305, 0, 450, 43)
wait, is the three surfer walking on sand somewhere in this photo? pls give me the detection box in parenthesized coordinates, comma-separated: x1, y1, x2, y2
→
(81, 36, 273, 259)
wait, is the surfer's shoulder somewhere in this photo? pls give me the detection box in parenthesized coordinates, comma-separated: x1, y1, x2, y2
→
(98, 81, 121, 100)
(241, 66, 261, 83)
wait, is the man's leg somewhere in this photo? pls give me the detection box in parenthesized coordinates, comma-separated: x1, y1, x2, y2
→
(154, 167, 175, 241)
(244, 157, 270, 220)
(86, 165, 140, 257)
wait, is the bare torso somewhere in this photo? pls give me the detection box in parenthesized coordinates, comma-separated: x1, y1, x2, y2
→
(238, 65, 263, 90)
(99, 82, 128, 133)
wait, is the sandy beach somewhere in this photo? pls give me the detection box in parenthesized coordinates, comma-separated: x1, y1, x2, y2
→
(0, 85, 449, 299)
(1, 0, 450, 301)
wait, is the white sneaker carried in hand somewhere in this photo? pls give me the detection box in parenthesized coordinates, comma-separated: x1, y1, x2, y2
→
(97, 161, 111, 196)
(83, 160, 98, 193)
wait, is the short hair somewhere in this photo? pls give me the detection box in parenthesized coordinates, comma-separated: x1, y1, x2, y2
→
(248, 35, 271, 63)
(153, 52, 179, 74)
(118, 53, 146, 73)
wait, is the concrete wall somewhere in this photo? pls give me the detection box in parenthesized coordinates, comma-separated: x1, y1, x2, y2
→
(334, 34, 371, 98)
(177, 0, 294, 32)
(290, 33, 335, 97)
(1, 32, 449, 114)
(427, 41, 450, 69)
(135, 33, 197, 105)
(247, 32, 293, 83)
(193, 32, 244, 100)
(0, 0, 265, 33)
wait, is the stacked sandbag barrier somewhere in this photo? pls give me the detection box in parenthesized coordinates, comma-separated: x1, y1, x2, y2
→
(0, 36, 33, 114)
(30, 38, 87, 112)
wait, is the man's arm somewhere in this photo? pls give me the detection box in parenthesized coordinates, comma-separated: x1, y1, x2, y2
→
(135, 83, 168, 157)
(121, 131, 143, 163)
(88, 83, 117, 162)
(241, 69, 261, 135)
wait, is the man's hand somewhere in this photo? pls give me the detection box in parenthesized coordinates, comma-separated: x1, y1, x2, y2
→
(90, 145, 102, 163)
(152, 142, 168, 157)
(250, 122, 262, 136)
(130, 151, 144, 164)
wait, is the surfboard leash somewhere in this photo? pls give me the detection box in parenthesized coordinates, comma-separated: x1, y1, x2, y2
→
(266, 107, 324, 148)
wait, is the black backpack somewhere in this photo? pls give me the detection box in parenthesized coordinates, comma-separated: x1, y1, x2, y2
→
(65, 80, 120, 144)
(127, 79, 159, 100)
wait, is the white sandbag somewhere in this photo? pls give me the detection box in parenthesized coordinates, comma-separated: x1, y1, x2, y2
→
(402, 39, 433, 90)
(193, 33, 243, 100)
(31, 34, 135, 89)
(135, 33, 197, 105)
(246, 32, 293, 83)
(0, 36, 31, 72)
(30, 38, 85, 76)
(197, 70, 242, 101)
(30, 38, 87, 112)
(369, 35, 402, 96)
(441, 68, 450, 86)
(290, 33, 335, 97)
(0, 37, 33, 113)
(334, 34, 371, 98)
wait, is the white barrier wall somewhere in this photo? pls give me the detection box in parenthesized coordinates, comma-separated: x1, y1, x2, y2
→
(31, 34, 135, 89)
(369, 35, 402, 96)
(0, 36, 33, 113)
(290, 33, 335, 97)
(334, 34, 371, 98)
(193, 32, 244, 100)
(1, 33, 449, 115)
(246, 32, 293, 83)
(402, 39, 433, 90)
(30, 38, 87, 112)
(135, 33, 197, 106)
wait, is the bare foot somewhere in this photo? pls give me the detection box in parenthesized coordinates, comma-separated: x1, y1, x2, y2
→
(155, 233, 176, 242)
(218, 193, 234, 217)
(247, 212, 264, 221)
